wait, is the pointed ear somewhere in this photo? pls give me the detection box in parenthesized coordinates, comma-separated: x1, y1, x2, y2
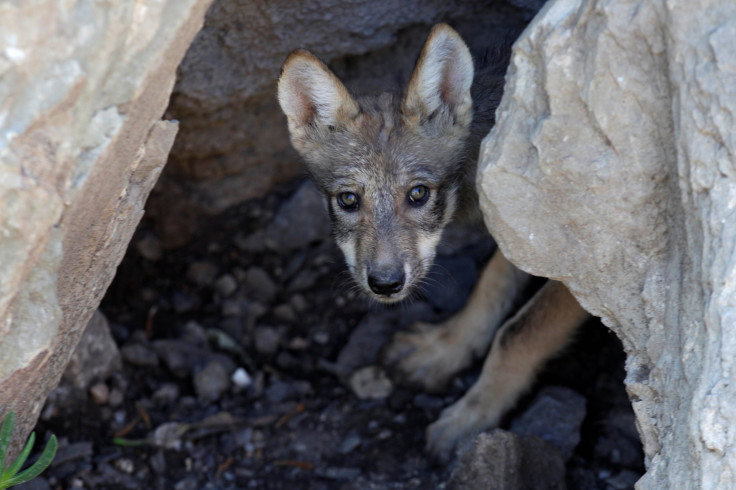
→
(278, 50, 359, 132)
(403, 24, 474, 127)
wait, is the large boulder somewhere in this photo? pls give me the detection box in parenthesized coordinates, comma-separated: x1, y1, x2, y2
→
(0, 0, 212, 453)
(479, 0, 736, 487)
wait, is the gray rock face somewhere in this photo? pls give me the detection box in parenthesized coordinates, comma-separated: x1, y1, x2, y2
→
(448, 429, 565, 490)
(0, 0, 213, 454)
(509, 386, 586, 460)
(478, 0, 736, 487)
(62, 311, 122, 392)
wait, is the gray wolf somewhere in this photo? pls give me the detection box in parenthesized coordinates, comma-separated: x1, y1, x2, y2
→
(277, 23, 590, 463)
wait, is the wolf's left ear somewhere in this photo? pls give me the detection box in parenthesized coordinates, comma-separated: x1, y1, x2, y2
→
(403, 24, 474, 128)
(278, 50, 359, 135)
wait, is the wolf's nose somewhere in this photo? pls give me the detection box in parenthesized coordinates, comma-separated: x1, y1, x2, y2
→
(367, 268, 405, 296)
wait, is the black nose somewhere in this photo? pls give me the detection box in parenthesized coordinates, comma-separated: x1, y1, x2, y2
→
(367, 267, 405, 296)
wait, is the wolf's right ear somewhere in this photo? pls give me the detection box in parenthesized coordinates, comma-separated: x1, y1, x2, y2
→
(278, 51, 359, 136)
(403, 24, 474, 128)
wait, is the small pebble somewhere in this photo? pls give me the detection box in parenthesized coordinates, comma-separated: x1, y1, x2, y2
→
(89, 383, 109, 405)
(187, 261, 218, 287)
(136, 235, 162, 261)
(313, 331, 329, 345)
(273, 304, 297, 323)
(243, 267, 277, 303)
(114, 458, 135, 474)
(254, 326, 281, 356)
(108, 388, 124, 408)
(121, 344, 159, 368)
(289, 293, 309, 313)
(348, 366, 393, 400)
(193, 361, 231, 402)
(214, 274, 238, 296)
(231, 367, 252, 389)
(152, 383, 180, 406)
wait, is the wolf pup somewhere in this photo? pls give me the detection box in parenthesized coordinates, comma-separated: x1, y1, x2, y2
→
(277, 24, 590, 463)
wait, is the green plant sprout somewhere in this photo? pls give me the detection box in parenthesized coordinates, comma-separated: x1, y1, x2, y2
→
(0, 412, 57, 489)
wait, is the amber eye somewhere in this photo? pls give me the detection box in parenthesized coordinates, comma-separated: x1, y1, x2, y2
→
(408, 185, 429, 205)
(337, 192, 360, 211)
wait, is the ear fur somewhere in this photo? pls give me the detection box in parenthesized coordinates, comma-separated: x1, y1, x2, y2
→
(277, 50, 359, 132)
(403, 24, 474, 127)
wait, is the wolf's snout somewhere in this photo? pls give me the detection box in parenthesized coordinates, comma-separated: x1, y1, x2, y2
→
(367, 265, 406, 296)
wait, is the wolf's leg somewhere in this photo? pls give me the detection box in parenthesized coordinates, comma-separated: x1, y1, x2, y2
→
(425, 280, 590, 463)
(382, 250, 530, 392)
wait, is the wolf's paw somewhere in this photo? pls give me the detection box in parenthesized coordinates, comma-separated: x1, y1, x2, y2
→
(425, 393, 503, 464)
(381, 322, 471, 393)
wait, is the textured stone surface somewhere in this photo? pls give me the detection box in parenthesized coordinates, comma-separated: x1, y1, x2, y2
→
(510, 386, 586, 460)
(150, 0, 542, 246)
(61, 310, 122, 392)
(0, 0, 212, 454)
(478, 0, 736, 487)
(448, 429, 565, 490)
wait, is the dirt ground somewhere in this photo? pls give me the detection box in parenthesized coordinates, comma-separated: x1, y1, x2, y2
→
(27, 178, 644, 489)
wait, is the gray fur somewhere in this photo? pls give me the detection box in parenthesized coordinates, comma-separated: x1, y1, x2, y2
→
(278, 24, 506, 302)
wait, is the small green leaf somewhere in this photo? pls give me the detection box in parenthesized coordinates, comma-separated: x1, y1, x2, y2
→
(0, 412, 15, 474)
(0, 434, 57, 488)
(4, 432, 34, 479)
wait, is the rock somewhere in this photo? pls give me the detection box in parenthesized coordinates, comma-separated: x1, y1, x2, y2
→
(265, 379, 313, 403)
(62, 310, 122, 391)
(448, 429, 565, 490)
(180, 320, 208, 346)
(253, 326, 282, 357)
(13, 478, 51, 490)
(186, 260, 218, 287)
(289, 294, 309, 313)
(89, 382, 110, 405)
(348, 366, 393, 400)
(509, 386, 586, 459)
(193, 360, 231, 403)
(287, 269, 321, 293)
(478, 0, 736, 486)
(171, 291, 199, 314)
(339, 430, 362, 454)
(152, 339, 234, 378)
(231, 367, 252, 390)
(243, 267, 278, 304)
(273, 303, 297, 323)
(174, 476, 199, 490)
(152, 383, 181, 407)
(315, 467, 362, 481)
(262, 180, 331, 252)
(214, 274, 238, 297)
(594, 408, 645, 468)
(109, 388, 124, 408)
(151, 422, 185, 451)
(135, 234, 163, 261)
(606, 469, 642, 490)
(121, 343, 160, 368)
(0, 0, 212, 452)
(335, 314, 395, 380)
(448, 430, 522, 489)
(51, 441, 94, 467)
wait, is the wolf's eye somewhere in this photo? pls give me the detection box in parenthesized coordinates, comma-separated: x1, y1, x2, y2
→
(408, 185, 429, 205)
(337, 192, 360, 211)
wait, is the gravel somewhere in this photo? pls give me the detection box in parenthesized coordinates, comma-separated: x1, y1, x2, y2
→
(30, 178, 644, 489)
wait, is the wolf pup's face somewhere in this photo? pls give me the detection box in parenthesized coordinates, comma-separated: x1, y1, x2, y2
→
(278, 24, 474, 303)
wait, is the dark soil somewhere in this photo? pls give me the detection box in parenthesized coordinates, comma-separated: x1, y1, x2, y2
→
(27, 178, 644, 490)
